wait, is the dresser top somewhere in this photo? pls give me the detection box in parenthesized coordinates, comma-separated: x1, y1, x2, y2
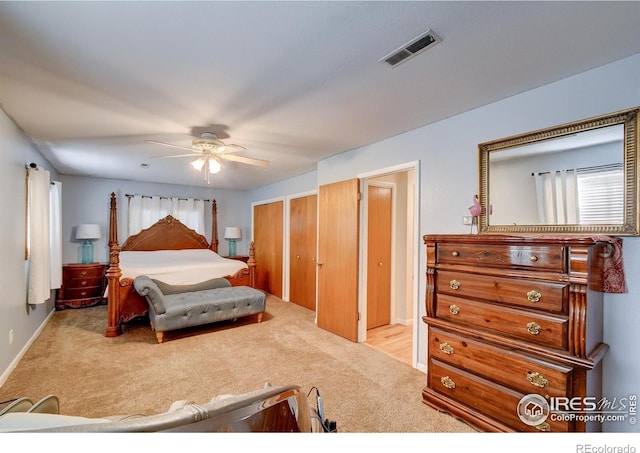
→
(423, 234, 617, 246)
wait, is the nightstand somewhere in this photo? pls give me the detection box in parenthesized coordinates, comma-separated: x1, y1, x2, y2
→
(223, 255, 249, 263)
(56, 263, 108, 310)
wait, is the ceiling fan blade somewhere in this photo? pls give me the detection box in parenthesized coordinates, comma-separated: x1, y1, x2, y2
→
(214, 143, 246, 155)
(145, 140, 195, 152)
(221, 154, 270, 167)
(151, 153, 200, 159)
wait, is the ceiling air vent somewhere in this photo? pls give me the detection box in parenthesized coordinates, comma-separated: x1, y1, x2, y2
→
(381, 29, 441, 68)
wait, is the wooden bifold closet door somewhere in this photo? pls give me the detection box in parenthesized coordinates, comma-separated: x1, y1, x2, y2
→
(253, 201, 283, 297)
(289, 194, 317, 311)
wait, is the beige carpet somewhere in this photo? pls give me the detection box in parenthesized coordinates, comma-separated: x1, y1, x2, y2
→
(0, 295, 473, 433)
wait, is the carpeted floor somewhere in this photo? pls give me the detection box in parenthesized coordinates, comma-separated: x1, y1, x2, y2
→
(0, 295, 474, 433)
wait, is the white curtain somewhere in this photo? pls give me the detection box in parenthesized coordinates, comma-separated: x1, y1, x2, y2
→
(172, 197, 205, 234)
(49, 181, 63, 289)
(27, 167, 51, 304)
(534, 170, 579, 224)
(128, 195, 205, 236)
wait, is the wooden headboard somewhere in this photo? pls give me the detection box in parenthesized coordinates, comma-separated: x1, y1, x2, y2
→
(121, 215, 212, 251)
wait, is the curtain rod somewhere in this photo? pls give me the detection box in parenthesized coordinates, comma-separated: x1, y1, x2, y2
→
(25, 163, 56, 184)
(125, 193, 213, 202)
(532, 163, 622, 176)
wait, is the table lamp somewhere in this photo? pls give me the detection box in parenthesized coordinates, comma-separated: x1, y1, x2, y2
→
(76, 223, 101, 264)
(224, 227, 241, 257)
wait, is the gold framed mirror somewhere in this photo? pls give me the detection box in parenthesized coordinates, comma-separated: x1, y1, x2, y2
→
(479, 107, 639, 235)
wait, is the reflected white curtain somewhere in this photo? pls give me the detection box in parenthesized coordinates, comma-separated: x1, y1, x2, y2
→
(49, 181, 63, 289)
(534, 170, 578, 224)
(128, 195, 205, 236)
(27, 167, 51, 304)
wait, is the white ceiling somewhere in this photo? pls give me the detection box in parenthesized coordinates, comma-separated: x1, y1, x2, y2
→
(2, 1, 640, 190)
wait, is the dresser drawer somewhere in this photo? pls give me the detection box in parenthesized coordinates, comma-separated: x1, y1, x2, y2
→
(437, 243, 565, 272)
(429, 327, 572, 398)
(436, 294, 568, 350)
(437, 270, 568, 313)
(429, 359, 570, 432)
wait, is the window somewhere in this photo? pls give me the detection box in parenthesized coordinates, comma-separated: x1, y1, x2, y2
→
(576, 165, 624, 224)
(127, 195, 205, 236)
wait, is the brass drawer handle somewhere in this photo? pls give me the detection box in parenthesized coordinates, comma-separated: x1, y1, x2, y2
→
(440, 376, 456, 389)
(449, 304, 460, 315)
(80, 291, 87, 296)
(527, 372, 549, 388)
(81, 280, 88, 286)
(449, 280, 460, 290)
(81, 271, 88, 276)
(527, 322, 541, 335)
(451, 251, 459, 257)
(529, 255, 539, 262)
(535, 422, 551, 432)
(527, 290, 541, 303)
(439, 342, 454, 355)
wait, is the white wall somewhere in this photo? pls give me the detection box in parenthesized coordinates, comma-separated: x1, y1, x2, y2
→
(0, 109, 58, 384)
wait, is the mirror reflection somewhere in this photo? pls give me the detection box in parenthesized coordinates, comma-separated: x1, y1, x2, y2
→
(479, 107, 639, 235)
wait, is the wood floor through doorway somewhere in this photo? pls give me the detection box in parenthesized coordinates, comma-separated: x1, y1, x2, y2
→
(365, 323, 412, 366)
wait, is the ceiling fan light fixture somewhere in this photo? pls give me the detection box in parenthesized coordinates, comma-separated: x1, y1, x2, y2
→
(191, 157, 206, 171)
(208, 157, 222, 174)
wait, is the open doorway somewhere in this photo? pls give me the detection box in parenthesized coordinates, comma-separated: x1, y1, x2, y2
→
(360, 166, 417, 367)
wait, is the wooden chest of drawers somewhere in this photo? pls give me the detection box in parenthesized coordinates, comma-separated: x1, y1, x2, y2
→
(422, 235, 610, 432)
(56, 263, 108, 310)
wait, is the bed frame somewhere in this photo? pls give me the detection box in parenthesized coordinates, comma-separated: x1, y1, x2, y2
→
(105, 192, 256, 337)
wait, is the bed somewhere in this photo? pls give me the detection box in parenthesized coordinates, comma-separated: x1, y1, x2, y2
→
(104, 192, 256, 337)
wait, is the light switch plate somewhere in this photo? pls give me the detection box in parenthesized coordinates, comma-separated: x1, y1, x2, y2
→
(462, 216, 473, 225)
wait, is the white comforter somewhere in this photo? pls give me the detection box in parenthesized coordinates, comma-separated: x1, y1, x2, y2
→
(118, 249, 247, 285)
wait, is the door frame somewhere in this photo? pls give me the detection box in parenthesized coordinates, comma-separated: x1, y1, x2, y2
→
(357, 161, 420, 368)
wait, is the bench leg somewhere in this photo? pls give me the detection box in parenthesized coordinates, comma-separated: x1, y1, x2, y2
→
(257, 312, 263, 323)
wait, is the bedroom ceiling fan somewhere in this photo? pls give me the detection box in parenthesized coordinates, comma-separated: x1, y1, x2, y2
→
(146, 133, 269, 184)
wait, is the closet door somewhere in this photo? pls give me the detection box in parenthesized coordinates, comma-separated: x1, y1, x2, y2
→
(289, 194, 317, 311)
(367, 185, 392, 329)
(317, 179, 360, 342)
(253, 201, 283, 297)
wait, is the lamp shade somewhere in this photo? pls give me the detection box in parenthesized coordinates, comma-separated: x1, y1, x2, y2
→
(224, 227, 241, 240)
(76, 224, 102, 240)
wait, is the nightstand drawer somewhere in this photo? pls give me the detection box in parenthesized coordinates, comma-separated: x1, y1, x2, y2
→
(64, 276, 104, 288)
(63, 286, 104, 300)
(429, 359, 570, 432)
(429, 327, 572, 398)
(63, 265, 105, 279)
(437, 243, 565, 272)
(436, 294, 569, 350)
(436, 270, 568, 313)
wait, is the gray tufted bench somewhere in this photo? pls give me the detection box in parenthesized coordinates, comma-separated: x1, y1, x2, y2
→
(133, 276, 266, 343)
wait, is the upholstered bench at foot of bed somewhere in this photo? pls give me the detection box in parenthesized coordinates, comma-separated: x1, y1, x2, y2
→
(133, 276, 266, 343)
